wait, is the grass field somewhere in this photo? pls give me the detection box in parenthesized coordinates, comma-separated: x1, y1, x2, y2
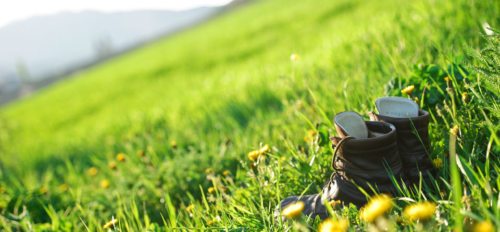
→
(0, 0, 498, 231)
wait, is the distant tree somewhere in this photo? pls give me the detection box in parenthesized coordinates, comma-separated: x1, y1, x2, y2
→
(93, 36, 114, 59)
(16, 60, 31, 84)
(15, 60, 34, 96)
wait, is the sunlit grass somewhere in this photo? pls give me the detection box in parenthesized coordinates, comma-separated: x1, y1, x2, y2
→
(0, 0, 498, 231)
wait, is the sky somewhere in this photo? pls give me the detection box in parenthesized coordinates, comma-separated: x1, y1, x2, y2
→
(0, 0, 232, 28)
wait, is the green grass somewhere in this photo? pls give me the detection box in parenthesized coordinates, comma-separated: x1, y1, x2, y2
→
(0, 0, 498, 231)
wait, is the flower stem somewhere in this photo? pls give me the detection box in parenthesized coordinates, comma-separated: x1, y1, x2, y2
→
(449, 126, 463, 232)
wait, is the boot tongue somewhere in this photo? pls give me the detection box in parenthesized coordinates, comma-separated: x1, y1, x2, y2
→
(334, 112, 368, 139)
(375, 96, 418, 118)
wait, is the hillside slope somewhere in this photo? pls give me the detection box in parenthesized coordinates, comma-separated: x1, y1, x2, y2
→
(1, 0, 399, 169)
(0, 0, 498, 230)
(0, 7, 220, 105)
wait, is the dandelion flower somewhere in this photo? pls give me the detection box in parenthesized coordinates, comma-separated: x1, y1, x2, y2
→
(108, 161, 117, 170)
(116, 153, 126, 162)
(401, 85, 415, 96)
(403, 202, 436, 222)
(205, 168, 214, 174)
(100, 179, 110, 189)
(58, 183, 69, 192)
(450, 125, 459, 136)
(103, 217, 118, 229)
(87, 167, 98, 176)
(432, 158, 443, 169)
(304, 129, 317, 143)
(260, 144, 270, 154)
(248, 144, 271, 161)
(281, 201, 305, 219)
(223, 170, 231, 176)
(462, 92, 469, 103)
(290, 53, 300, 62)
(170, 140, 177, 149)
(318, 218, 349, 232)
(329, 200, 342, 208)
(39, 186, 49, 194)
(247, 150, 260, 161)
(444, 76, 451, 83)
(360, 194, 393, 223)
(413, 97, 419, 104)
(208, 187, 216, 194)
(473, 220, 494, 232)
(186, 204, 195, 212)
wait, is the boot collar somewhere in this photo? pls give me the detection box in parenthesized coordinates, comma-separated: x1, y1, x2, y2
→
(373, 110, 429, 130)
(338, 121, 397, 150)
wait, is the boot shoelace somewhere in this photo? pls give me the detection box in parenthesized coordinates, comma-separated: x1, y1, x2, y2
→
(321, 136, 354, 200)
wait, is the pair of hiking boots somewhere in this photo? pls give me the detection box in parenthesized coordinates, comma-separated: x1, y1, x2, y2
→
(279, 96, 436, 219)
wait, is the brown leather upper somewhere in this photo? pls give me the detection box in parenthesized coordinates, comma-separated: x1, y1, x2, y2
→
(278, 117, 405, 220)
(334, 121, 403, 192)
(373, 110, 435, 184)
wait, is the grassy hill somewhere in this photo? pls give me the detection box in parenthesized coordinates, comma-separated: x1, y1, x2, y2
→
(1, 0, 399, 169)
(0, 0, 498, 231)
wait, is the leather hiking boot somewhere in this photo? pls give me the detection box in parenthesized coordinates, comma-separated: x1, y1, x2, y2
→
(372, 96, 436, 186)
(278, 112, 403, 219)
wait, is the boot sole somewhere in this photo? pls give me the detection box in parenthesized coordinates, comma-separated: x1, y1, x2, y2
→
(376, 96, 419, 118)
(334, 111, 368, 139)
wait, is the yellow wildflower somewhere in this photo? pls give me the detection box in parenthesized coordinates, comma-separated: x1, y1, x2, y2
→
(444, 76, 450, 83)
(281, 201, 305, 219)
(462, 92, 469, 103)
(360, 194, 393, 223)
(413, 97, 419, 104)
(401, 85, 415, 96)
(248, 144, 271, 161)
(208, 187, 215, 194)
(39, 186, 49, 194)
(473, 220, 494, 232)
(185, 204, 195, 212)
(432, 158, 443, 169)
(87, 167, 98, 176)
(318, 218, 349, 232)
(108, 161, 117, 170)
(259, 144, 270, 154)
(403, 202, 436, 222)
(304, 129, 317, 143)
(247, 150, 260, 161)
(116, 153, 126, 162)
(205, 168, 214, 175)
(223, 170, 231, 176)
(103, 218, 118, 229)
(329, 200, 342, 208)
(450, 125, 459, 136)
(58, 183, 69, 192)
(100, 179, 110, 189)
(170, 140, 177, 149)
(290, 53, 300, 62)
